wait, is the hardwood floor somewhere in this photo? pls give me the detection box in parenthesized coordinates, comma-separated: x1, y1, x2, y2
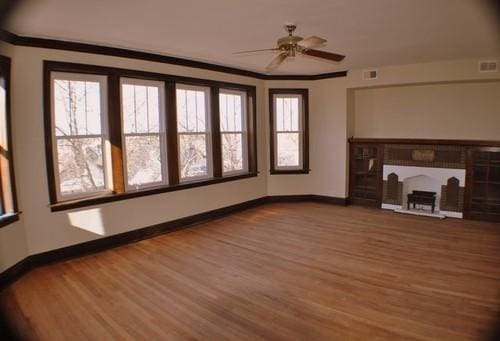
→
(2, 203, 500, 340)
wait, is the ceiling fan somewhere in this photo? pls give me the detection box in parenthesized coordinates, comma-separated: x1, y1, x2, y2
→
(234, 24, 345, 72)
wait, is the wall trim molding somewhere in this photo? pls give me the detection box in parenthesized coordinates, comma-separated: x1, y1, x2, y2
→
(349, 137, 500, 147)
(0, 195, 346, 290)
(0, 30, 348, 81)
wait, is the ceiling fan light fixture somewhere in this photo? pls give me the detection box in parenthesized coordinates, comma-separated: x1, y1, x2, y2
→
(234, 24, 346, 72)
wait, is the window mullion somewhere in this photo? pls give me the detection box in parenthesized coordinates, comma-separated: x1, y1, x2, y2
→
(211, 86, 222, 178)
(166, 81, 180, 185)
(108, 74, 126, 194)
(247, 89, 256, 174)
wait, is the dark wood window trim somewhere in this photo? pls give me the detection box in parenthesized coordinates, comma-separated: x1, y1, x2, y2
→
(0, 212, 20, 228)
(44, 61, 258, 212)
(269, 88, 310, 175)
(0, 55, 20, 228)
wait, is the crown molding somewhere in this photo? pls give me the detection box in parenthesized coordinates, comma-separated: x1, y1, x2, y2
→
(0, 30, 348, 81)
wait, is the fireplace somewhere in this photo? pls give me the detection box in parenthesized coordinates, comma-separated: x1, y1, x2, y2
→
(407, 190, 436, 213)
(381, 144, 466, 218)
(349, 139, 499, 222)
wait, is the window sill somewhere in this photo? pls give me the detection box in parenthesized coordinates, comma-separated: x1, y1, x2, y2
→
(270, 169, 310, 175)
(49, 172, 259, 212)
(0, 212, 20, 229)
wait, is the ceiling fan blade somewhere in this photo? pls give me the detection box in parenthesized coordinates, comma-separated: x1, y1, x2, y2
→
(233, 48, 281, 54)
(297, 36, 327, 49)
(266, 52, 288, 71)
(302, 49, 345, 62)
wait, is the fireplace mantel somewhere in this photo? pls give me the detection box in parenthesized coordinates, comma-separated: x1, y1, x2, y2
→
(348, 137, 500, 147)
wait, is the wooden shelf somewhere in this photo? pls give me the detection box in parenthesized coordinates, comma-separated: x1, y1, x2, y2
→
(472, 180, 500, 185)
(349, 143, 383, 206)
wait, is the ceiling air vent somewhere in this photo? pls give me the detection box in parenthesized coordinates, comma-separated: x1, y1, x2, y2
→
(363, 69, 378, 80)
(479, 60, 497, 73)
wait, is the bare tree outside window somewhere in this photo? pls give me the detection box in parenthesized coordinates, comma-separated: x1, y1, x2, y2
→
(53, 77, 107, 197)
(220, 91, 247, 174)
(275, 96, 301, 168)
(121, 80, 166, 189)
(176, 86, 211, 180)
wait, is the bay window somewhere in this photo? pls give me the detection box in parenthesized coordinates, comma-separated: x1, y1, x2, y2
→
(45, 61, 257, 211)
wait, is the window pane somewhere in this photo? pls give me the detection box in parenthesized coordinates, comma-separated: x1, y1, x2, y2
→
(226, 93, 235, 131)
(177, 88, 207, 132)
(179, 134, 208, 178)
(196, 91, 206, 131)
(277, 132, 300, 167)
(54, 79, 102, 136)
(134, 85, 148, 133)
(0, 78, 6, 150)
(176, 89, 188, 132)
(147, 86, 160, 132)
(275, 96, 299, 132)
(234, 95, 242, 131)
(0, 71, 6, 215)
(57, 137, 105, 195)
(122, 83, 161, 134)
(290, 97, 299, 131)
(282, 98, 291, 131)
(220, 92, 244, 132)
(222, 133, 243, 173)
(122, 84, 135, 133)
(220, 93, 227, 131)
(186, 90, 197, 132)
(125, 135, 162, 187)
(276, 97, 284, 131)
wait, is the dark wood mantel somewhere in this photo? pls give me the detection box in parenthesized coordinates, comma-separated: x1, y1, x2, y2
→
(348, 137, 500, 147)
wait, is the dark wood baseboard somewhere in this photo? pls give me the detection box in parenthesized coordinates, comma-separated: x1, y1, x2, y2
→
(347, 197, 381, 207)
(312, 195, 348, 205)
(0, 257, 31, 290)
(0, 195, 346, 290)
(267, 194, 347, 206)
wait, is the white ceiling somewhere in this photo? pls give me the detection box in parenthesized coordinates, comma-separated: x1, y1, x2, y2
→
(6, 0, 500, 75)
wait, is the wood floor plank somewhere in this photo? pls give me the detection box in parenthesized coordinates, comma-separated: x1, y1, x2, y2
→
(1, 203, 500, 340)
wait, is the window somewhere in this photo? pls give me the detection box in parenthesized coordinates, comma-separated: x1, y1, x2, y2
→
(0, 55, 18, 225)
(45, 61, 257, 211)
(51, 72, 111, 200)
(269, 89, 309, 174)
(220, 90, 248, 174)
(176, 84, 212, 181)
(121, 78, 167, 190)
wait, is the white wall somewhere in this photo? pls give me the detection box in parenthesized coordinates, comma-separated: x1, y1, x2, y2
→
(0, 39, 499, 270)
(0, 221, 28, 272)
(353, 81, 500, 139)
(0, 43, 29, 272)
(265, 78, 349, 198)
